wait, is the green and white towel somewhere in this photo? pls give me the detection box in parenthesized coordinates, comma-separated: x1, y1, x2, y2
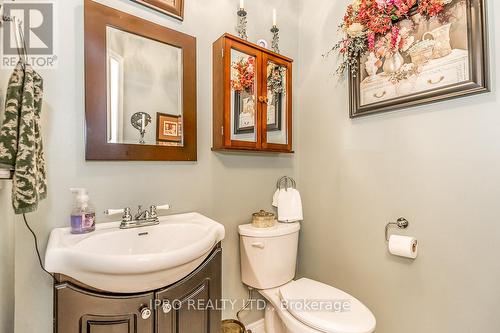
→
(0, 61, 47, 214)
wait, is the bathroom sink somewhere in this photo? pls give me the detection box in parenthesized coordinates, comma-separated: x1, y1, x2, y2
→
(45, 212, 225, 293)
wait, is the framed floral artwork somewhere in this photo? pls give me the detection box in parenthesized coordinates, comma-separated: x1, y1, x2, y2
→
(132, 0, 184, 21)
(156, 113, 183, 143)
(330, 0, 489, 118)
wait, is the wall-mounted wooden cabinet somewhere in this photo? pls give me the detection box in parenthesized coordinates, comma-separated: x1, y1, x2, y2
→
(212, 34, 293, 153)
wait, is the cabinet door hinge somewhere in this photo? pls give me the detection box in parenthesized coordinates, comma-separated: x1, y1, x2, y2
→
(221, 49, 224, 58)
(221, 126, 224, 135)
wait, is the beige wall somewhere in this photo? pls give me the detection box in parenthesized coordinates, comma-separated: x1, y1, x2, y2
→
(0, 0, 299, 331)
(0, 182, 15, 333)
(296, 0, 500, 332)
(0, 81, 15, 333)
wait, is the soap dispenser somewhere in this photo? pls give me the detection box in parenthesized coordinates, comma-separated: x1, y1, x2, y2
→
(70, 188, 96, 234)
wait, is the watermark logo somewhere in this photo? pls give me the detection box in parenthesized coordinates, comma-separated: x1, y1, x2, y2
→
(148, 298, 352, 313)
(1, 1, 57, 69)
(282, 299, 352, 313)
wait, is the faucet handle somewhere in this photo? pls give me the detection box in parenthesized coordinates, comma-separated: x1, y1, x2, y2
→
(105, 207, 132, 222)
(104, 208, 124, 216)
(149, 204, 170, 219)
(156, 204, 171, 211)
(123, 207, 132, 222)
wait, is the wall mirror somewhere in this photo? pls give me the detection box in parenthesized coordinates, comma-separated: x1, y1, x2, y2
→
(84, 0, 196, 161)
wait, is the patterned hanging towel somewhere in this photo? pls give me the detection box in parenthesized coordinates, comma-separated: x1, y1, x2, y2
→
(0, 61, 47, 214)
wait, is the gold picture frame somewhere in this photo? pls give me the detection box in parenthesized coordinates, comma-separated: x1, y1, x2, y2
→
(132, 0, 184, 21)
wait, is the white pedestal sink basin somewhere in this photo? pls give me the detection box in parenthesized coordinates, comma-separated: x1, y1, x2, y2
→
(45, 212, 225, 293)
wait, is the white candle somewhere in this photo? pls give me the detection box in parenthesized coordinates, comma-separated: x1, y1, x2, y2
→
(240, 0, 244, 10)
(273, 9, 277, 27)
(141, 114, 146, 132)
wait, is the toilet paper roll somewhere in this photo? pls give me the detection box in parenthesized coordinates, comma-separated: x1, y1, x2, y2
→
(388, 235, 418, 259)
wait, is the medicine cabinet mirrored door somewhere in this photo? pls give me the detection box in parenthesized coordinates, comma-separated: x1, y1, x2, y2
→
(262, 55, 292, 151)
(213, 34, 293, 153)
(229, 44, 260, 149)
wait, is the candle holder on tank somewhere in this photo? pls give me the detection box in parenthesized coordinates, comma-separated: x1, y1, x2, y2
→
(271, 26, 280, 54)
(236, 8, 248, 40)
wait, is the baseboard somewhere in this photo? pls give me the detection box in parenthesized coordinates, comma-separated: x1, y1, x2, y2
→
(246, 319, 265, 333)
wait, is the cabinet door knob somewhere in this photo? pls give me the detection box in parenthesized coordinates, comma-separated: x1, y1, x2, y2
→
(258, 96, 266, 103)
(162, 301, 172, 314)
(140, 306, 152, 320)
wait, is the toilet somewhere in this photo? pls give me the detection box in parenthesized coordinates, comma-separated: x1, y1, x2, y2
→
(239, 222, 376, 333)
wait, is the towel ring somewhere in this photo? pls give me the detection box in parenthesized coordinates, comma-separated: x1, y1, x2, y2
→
(276, 176, 296, 191)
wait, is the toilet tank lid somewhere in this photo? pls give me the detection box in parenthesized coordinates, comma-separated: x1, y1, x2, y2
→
(238, 222, 300, 238)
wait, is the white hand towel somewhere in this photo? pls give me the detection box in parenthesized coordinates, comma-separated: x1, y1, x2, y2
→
(272, 189, 280, 207)
(277, 188, 303, 222)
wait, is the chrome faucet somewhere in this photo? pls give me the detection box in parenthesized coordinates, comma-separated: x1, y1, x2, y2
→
(134, 205, 150, 221)
(105, 204, 171, 229)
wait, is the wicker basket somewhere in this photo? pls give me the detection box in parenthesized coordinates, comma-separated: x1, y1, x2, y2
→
(408, 40, 435, 66)
(252, 210, 277, 228)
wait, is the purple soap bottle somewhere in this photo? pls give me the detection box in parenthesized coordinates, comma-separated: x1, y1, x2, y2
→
(70, 188, 96, 234)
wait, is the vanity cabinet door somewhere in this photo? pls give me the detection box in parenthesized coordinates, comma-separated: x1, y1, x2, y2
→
(54, 283, 154, 333)
(156, 247, 222, 333)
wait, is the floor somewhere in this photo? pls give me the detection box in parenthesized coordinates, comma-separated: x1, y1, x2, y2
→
(246, 319, 265, 333)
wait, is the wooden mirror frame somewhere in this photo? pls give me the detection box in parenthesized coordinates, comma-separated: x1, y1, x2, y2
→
(84, 0, 197, 161)
(132, 0, 185, 21)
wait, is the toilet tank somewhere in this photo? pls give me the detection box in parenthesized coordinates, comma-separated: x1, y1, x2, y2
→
(239, 222, 300, 289)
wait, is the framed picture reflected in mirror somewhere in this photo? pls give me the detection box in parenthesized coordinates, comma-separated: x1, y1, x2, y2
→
(156, 113, 183, 144)
(266, 92, 282, 131)
(233, 91, 256, 134)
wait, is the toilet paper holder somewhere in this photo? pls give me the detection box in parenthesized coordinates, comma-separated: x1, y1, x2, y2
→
(385, 218, 409, 242)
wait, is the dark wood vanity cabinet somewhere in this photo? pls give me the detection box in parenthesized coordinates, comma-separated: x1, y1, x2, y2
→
(212, 34, 293, 153)
(156, 245, 221, 333)
(54, 286, 154, 333)
(54, 245, 222, 333)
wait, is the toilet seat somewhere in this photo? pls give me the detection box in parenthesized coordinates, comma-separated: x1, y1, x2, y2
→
(260, 278, 376, 333)
(279, 278, 376, 333)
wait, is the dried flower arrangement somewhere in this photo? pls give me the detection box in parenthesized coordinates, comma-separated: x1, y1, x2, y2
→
(375, 25, 415, 58)
(326, 0, 454, 77)
(231, 56, 255, 94)
(267, 63, 286, 95)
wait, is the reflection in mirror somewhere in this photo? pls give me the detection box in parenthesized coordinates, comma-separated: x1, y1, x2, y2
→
(106, 26, 184, 146)
(266, 61, 287, 145)
(230, 49, 257, 143)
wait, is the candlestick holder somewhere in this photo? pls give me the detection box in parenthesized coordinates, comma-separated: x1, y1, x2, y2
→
(271, 26, 280, 54)
(236, 9, 248, 40)
(131, 112, 151, 144)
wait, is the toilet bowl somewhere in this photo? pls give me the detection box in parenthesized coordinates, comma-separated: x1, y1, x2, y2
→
(239, 223, 376, 333)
